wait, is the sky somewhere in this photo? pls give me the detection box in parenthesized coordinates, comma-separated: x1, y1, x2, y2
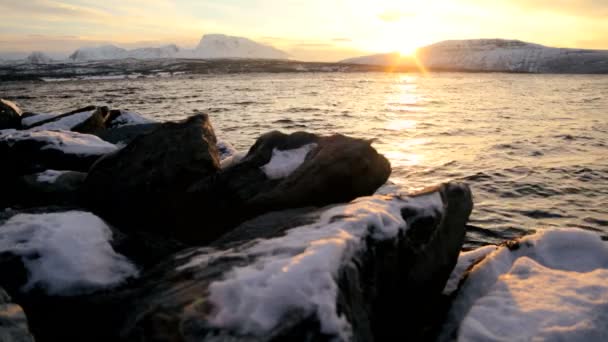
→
(1, 0, 607, 61)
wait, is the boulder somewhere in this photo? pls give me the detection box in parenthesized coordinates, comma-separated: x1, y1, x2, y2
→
(0, 99, 22, 130)
(83, 114, 220, 238)
(0, 288, 34, 342)
(26, 106, 108, 134)
(177, 131, 391, 244)
(12, 170, 87, 207)
(104, 109, 156, 128)
(99, 183, 472, 341)
(94, 123, 161, 145)
(0, 129, 117, 176)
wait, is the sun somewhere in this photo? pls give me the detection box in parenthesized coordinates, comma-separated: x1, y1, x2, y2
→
(399, 44, 418, 56)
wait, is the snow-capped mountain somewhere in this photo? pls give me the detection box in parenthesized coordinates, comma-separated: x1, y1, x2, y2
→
(69, 45, 128, 61)
(65, 35, 288, 62)
(191, 34, 288, 59)
(341, 39, 608, 73)
(26, 51, 53, 64)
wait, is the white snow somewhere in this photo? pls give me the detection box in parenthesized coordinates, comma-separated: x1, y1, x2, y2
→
(260, 143, 317, 179)
(0, 129, 117, 155)
(440, 228, 608, 341)
(216, 139, 237, 161)
(20, 113, 58, 128)
(443, 245, 498, 295)
(34, 109, 95, 131)
(108, 110, 155, 127)
(35, 169, 70, 183)
(184, 190, 446, 338)
(66, 35, 288, 61)
(0, 211, 138, 295)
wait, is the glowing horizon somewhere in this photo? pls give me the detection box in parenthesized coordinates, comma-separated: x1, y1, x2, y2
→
(1, 0, 607, 61)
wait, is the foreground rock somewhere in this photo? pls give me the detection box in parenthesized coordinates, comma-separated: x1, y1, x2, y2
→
(0, 99, 22, 130)
(1, 183, 471, 341)
(84, 114, 220, 238)
(120, 183, 472, 341)
(440, 228, 608, 341)
(12, 170, 87, 207)
(0, 129, 117, 177)
(24, 106, 108, 134)
(0, 288, 34, 342)
(85, 120, 391, 244)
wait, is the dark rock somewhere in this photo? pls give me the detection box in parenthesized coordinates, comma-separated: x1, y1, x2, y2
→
(109, 183, 471, 341)
(11, 171, 87, 207)
(177, 131, 391, 244)
(0, 99, 22, 130)
(83, 114, 220, 239)
(0, 288, 34, 342)
(94, 123, 161, 145)
(26, 106, 108, 134)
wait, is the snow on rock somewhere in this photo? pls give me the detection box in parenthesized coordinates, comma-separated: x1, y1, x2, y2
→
(21, 113, 58, 128)
(35, 169, 71, 183)
(260, 143, 317, 179)
(200, 191, 445, 338)
(192, 34, 289, 59)
(34, 109, 95, 131)
(441, 228, 608, 341)
(0, 129, 117, 155)
(443, 245, 498, 295)
(0, 211, 138, 295)
(107, 110, 155, 128)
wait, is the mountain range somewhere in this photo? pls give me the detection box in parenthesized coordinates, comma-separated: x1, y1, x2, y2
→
(2, 36, 608, 74)
(341, 39, 608, 73)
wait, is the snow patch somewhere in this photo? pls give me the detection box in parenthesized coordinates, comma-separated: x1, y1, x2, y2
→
(34, 109, 94, 131)
(36, 169, 70, 183)
(260, 143, 317, 179)
(0, 129, 117, 155)
(216, 140, 237, 161)
(0, 211, 138, 295)
(21, 113, 58, 128)
(441, 228, 608, 341)
(443, 245, 498, 295)
(108, 110, 155, 128)
(199, 190, 445, 338)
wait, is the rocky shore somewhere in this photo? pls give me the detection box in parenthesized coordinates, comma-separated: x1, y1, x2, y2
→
(1, 98, 606, 341)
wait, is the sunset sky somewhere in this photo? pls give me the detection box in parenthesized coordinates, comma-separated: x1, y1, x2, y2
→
(1, 0, 607, 61)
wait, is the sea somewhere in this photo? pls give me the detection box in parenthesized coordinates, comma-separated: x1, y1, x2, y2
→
(2, 72, 607, 248)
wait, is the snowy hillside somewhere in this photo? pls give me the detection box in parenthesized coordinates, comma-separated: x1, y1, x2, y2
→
(65, 35, 287, 62)
(341, 39, 608, 74)
(191, 34, 288, 59)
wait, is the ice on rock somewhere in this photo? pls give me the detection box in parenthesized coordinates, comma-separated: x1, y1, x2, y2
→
(35, 169, 70, 183)
(260, 143, 317, 179)
(109, 110, 155, 128)
(0, 211, 138, 295)
(0, 129, 117, 155)
(34, 109, 94, 131)
(197, 191, 445, 338)
(21, 113, 58, 128)
(441, 228, 608, 341)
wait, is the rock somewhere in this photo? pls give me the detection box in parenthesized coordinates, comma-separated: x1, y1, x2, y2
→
(20, 113, 58, 129)
(94, 123, 160, 145)
(27, 106, 108, 134)
(108, 183, 471, 341)
(0, 288, 34, 342)
(177, 130, 391, 244)
(0, 129, 117, 176)
(11, 170, 87, 207)
(83, 114, 220, 238)
(0, 99, 22, 130)
(104, 109, 156, 128)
